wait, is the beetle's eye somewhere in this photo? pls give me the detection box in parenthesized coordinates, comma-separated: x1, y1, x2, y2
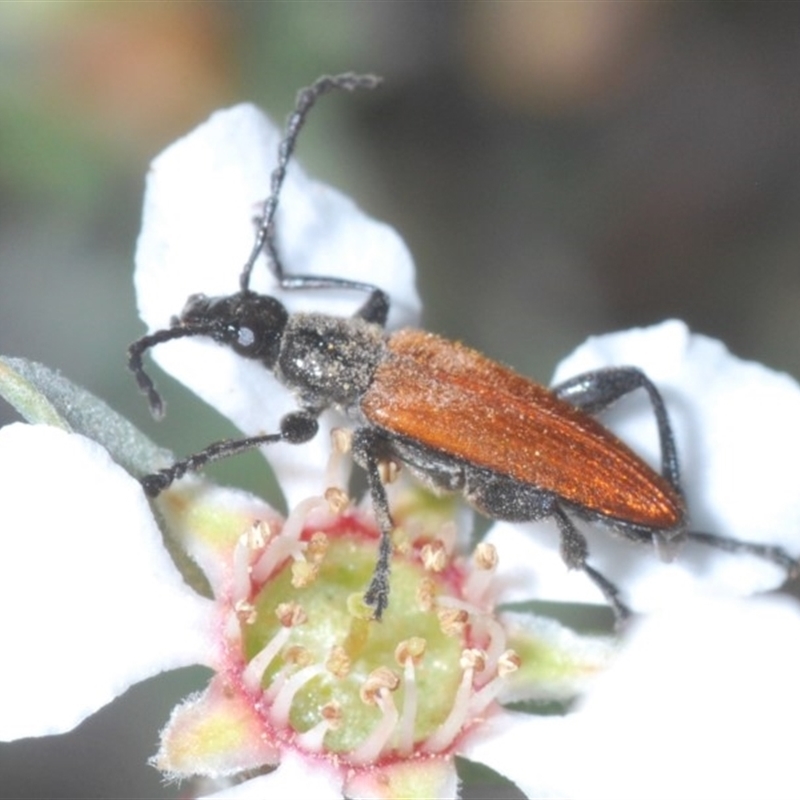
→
(237, 326, 256, 349)
(229, 294, 289, 369)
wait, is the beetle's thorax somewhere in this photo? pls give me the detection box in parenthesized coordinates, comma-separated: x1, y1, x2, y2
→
(276, 312, 388, 409)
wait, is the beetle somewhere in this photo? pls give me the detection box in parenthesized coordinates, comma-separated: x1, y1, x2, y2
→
(129, 72, 799, 623)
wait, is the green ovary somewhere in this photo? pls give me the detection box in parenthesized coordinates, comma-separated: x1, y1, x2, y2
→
(242, 536, 463, 753)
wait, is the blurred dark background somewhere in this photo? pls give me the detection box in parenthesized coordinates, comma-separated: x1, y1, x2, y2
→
(3, 4, 800, 798)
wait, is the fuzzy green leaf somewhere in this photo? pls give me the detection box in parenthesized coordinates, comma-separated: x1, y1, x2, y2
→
(0, 356, 171, 477)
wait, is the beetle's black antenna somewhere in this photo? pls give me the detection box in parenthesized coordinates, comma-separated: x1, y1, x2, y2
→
(128, 325, 219, 419)
(239, 72, 382, 293)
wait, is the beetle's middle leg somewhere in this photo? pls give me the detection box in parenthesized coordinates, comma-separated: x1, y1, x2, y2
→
(352, 427, 397, 620)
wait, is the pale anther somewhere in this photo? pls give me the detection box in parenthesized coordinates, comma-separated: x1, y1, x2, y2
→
(421, 540, 448, 572)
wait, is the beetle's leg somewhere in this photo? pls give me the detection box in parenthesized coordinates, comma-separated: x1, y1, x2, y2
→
(687, 531, 800, 577)
(140, 410, 319, 497)
(353, 288, 389, 326)
(552, 367, 680, 493)
(361, 455, 394, 620)
(241, 72, 381, 292)
(238, 72, 388, 325)
(554, 370, 800, 578)
(351, 428, 396, 619)
(553, 506, 632, 626)
(264, 274, 389, 327)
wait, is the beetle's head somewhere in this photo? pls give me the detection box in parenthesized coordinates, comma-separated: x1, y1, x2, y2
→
(176, 291, 289, 368)
(129, 290, 289, 419)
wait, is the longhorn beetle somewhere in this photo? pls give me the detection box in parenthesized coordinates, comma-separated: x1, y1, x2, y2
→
(129, 72, 799, 623)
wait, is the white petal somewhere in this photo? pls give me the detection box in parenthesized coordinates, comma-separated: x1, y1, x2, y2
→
(0, 424, 212, 740)
(134, 103, 419, 506)
(580, 598, 799, 799)
(467, 597, 800, 800)
(488, 518, 649, 607)
(199, 751, 342, 799)
(498, 611, 615, 703)
(459, 709, 570, 799)
(493, 320, 800, 609)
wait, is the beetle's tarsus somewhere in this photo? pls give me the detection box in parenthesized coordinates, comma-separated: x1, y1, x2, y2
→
(140, 470, 172, 498)
(584, 564, 633, 629)
(363, 519, 393, 621)
(364, 574, 390, 621)
(688, 531, 800, 578)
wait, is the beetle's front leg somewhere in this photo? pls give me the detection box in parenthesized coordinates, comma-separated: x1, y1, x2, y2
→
(140, 410, 319, 497)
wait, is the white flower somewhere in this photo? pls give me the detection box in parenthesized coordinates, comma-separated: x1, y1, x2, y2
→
(0, 420, 613, 798)
(2, 99, 800, 800)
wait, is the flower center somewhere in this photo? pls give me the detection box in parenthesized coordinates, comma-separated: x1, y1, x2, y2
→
(230, 498, 517, 766)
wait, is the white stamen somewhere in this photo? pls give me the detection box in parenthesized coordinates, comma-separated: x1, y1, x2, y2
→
(477, 615, 509, 684)
(306, 531, 329, 563)
(436, 520, 458, 555)
(396, 656, 418, 755)
(290, 559, 318, 588)
(263, 663, 289, 704)
(251, 497, 327, 582)
(378, 458, 401, 485)
(421, 540, 448, 573)
(295, 702, 342, 752)
(435, 595, 482, 615)
(464, 542, 498, 605)
(234, 599, 257, 625)
(269, 664, 326, 726)
(436, 596, 507, 683)
(232, 535, 253, 603)
(232, 521, 270, 602)
(223, 608, 241, 643)
(435, 595, 481, 637)
(295, 718, 330, 752)
(468, 650, 520, 717)
(423, 649, 485, 753)
(324, 486, 349, 514)
(465, 676, 502, 718)
(349, 690, 399, 765)
(241, 626, 293, 692)
(326, 645, 351, 679)
(326, 427, 353, 491)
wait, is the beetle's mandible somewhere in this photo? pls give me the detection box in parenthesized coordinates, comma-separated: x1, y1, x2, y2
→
(128, 73, 799, 624)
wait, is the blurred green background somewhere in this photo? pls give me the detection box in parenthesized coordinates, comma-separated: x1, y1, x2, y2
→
(3, 3, 800, 798)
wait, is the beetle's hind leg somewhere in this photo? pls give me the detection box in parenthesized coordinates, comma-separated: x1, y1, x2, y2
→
(687, 530, 800, 578)
(552, 367, 681, 493)
(552, 507, 632, 626)
(464, 468, 633, 626)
